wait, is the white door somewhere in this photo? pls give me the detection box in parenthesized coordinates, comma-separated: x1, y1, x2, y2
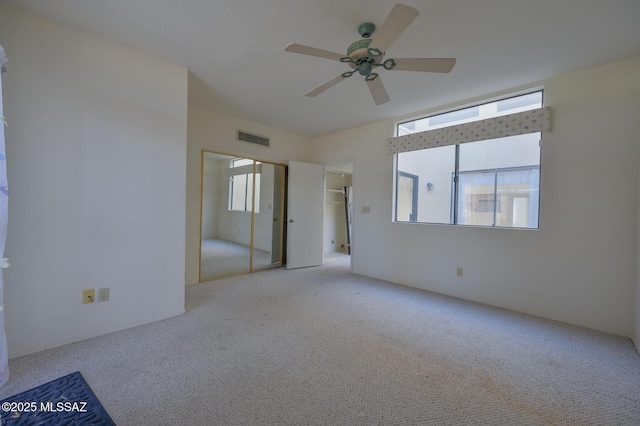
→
(287, 161, 324, 269)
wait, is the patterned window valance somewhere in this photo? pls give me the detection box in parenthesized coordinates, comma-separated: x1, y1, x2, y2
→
(387, 106, 551, 156)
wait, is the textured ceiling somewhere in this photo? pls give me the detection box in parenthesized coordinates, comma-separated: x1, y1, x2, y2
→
(5, 0, 640, 137)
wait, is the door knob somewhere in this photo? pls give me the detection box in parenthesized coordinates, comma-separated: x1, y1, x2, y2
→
(273, 218, 278, 222)
(289, 219, 295, 223)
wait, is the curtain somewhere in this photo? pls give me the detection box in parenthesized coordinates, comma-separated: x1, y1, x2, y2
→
(0, 43, 9, 387)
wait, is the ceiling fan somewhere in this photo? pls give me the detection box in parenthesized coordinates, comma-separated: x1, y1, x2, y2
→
(285, 3, 456, 105)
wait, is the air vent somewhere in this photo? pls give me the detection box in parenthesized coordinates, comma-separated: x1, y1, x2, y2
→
(237, 130, 270, 147)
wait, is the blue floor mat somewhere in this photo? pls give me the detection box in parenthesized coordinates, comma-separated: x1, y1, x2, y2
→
(0, 371, 115, 425)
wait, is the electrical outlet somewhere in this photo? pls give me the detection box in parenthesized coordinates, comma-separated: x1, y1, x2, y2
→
(456, 267, 464, 277)
(98, 287, 110, 302)
(83, 289, 95, 304)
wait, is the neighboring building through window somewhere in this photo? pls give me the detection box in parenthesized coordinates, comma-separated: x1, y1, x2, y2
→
(394, 91, 542, 229)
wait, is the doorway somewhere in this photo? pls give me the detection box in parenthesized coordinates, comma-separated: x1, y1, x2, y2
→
(324, 162, 353, 266)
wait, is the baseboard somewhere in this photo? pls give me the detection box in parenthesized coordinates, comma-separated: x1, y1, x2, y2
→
(8, 309, 186, 359)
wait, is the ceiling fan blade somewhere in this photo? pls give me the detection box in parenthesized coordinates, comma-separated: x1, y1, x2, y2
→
(369, 4, 419, 53)
(285, 43, 345, 61)
(305, 74, 347, 97)
(392, 58, 456, 73)
(367, 77, 390, 105)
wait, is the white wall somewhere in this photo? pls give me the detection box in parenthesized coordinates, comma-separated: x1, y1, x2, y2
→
(0, 5, 188, 357)
(312, 56, 640, 337)
(186, 104, 312, 285)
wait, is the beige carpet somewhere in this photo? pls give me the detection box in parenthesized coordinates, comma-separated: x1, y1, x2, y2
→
(1, 253, 639, 425)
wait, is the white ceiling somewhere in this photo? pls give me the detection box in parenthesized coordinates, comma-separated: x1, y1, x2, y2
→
(5, 0, 640, 137)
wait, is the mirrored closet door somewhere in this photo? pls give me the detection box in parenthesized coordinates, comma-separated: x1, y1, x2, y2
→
(200, 151, 285, 281)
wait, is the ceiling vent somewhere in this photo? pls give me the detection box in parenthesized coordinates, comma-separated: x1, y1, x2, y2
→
(237, 130, 270, 147)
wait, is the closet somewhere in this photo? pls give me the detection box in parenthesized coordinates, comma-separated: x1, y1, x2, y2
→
(200, 151, 286, 281)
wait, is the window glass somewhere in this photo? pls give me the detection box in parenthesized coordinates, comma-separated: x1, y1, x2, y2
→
(230, 174, 248, 210)
(397, 145, 455, 224)
(398, 92, 542, 136)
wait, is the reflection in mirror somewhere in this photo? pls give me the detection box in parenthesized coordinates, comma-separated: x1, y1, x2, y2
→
(201, 152, 252, 280)
(252, 162, 285, 271)
(200, 151, 285, 281)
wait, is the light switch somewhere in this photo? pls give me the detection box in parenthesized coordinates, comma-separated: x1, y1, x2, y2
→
(362, 206, 371, 213)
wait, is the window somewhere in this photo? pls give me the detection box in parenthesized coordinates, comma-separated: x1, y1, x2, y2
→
(229, 159, 260, 212)
(394, 91, 543, 229)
